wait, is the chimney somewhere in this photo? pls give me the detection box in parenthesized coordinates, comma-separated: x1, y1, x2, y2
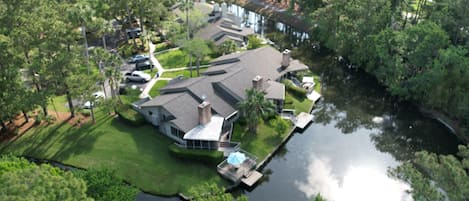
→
(281, 49, 291, 67)
(198, 101, 212, 125)
(252, 75, 263, 91)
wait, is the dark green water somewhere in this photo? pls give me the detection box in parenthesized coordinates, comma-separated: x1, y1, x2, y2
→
(240, 56, 461, 201)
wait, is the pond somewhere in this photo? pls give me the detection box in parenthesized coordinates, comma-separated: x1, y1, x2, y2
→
(237, 57, 461, 201)
(216, 4, 462, 200)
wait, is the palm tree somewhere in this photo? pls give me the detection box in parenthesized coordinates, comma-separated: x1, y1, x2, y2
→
(238, 88, 276, 133)
(181, 39, 210, 77)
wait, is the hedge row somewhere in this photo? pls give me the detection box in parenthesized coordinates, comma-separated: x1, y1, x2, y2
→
(282, 79, 307, 97)
(116, 105, 146, 127)
(168, 144, 224, 164)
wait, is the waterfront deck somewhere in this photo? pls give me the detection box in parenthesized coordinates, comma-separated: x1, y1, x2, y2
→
(307, 91, 322, 103)
(241, 170, 263, 187)
(294, 112, 314, 129)
(217, 150, 262, 185)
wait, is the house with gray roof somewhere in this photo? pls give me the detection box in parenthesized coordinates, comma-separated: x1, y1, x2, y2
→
(137, 46, 308, 150)
(195, 12, 254, 47)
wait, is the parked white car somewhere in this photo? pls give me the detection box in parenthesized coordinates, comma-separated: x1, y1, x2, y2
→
(124, 71, 151, 82)
(83, 91, 105, 109)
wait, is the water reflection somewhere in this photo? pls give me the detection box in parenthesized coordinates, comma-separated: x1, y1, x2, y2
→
(244, 57, 461, 201)
(295, 156, 412, 201)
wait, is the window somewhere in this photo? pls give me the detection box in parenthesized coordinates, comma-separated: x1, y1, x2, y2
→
(148, 111, 153, 116)
(170, 126, 185, 139)
(171, 126, 178, 136)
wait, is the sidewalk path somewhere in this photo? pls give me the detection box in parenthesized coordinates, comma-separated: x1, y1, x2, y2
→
(139, 42, 166, 99)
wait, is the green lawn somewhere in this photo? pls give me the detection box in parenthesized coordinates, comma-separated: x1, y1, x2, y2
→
(161, 68, 207, 78)
(49, 95, 69, 113)
(0, 110, 226, 196)
(231, 121, 291, 161)
(149, 80, 169, 97)
(284, 91, 314, 115)
(154, 42, 171, 52)
(156, 49, 213, 69)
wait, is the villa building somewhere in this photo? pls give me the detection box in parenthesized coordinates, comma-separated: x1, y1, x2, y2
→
(195, 13, 254, 47)
(137, 46, 308, 150)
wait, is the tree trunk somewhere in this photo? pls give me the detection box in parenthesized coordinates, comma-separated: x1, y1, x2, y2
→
(82, 24, 90, 74)
(185, 0, 190, 40)
(66, 89, 75, 118)
(0, 120, 6, 132)
(189, 54, 193, 77)
(22, 110, 29, 122)
(90, 106, 96, 124)
(102, 34, 107, 50)
(196, 57, 200, 76)
(140, 15, 145, 50)
(42, 104, 48, 117)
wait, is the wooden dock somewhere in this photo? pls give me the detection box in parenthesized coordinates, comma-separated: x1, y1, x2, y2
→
(294, 112, 314, 129)
(307, 91, 322, 103)
(241, 171, 263, 187)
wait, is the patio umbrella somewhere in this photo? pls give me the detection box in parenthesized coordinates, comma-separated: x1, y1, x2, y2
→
(227, 151, 246, 166)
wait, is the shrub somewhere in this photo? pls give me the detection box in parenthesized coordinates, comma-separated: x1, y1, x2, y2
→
(80, 110, 91, 117)
(116, 105, 146, 127)
(282, 79, 307, 97)
(247, 34, 262, 50)
(168, 144, 224, 164)
(150, 35, 161, 44)
(269, 117, 290, 135)
(73, 168, 139, 201)
(44, 115, 56, 124)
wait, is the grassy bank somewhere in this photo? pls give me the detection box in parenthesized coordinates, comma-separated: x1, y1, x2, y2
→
(231, 121, 290, 162)
(156, 49, 213, 69)
(0, 110, 226, 196)
(149, 80, 169, 97)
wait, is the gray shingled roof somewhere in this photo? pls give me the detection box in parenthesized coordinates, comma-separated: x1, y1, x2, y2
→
(140, 46, 308, 133)
(210, 46, 309, 81)
(140, 93, 184, 108)
(140, 92, 201, 133)
(265, 80, 285, 100)
(194, 18, 253, 43)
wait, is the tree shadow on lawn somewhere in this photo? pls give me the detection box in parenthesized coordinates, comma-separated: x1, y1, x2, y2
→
(51, 114, 111, 161)
(1, 113, 110, 163)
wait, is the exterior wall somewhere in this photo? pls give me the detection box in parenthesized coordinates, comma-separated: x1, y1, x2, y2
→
(139, 107, 160, 126)
(138, 106, 185, 144)
(160, 122, 185, 144)
(268, 99, 284, 113)
(186, 140, 219, 150)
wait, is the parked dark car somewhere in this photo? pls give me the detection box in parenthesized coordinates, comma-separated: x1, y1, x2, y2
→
(128, 54, 150, 63)
(135, 60, 154, 71)
(127, 28, 142, 39)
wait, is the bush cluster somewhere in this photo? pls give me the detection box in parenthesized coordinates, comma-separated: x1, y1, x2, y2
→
(168, 144, 224, 164)
(116, 105, 146, 127)
(282, 79, 307, 97)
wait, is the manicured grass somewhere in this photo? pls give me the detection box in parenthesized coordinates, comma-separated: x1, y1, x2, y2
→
(231, 121, 291, 161)
(120, 89, 141, 105)
(154, 42, 171, 52)
(49, 95, 69, 113)
(156, 49, 189, 69)
(0, 110, 227, 196)
(313, 74, 321, 93)
(161, 68, 207, 78)
(149, 80, 169, 97)
(284, 91, 314, 115)
(156, 49, 213, 69)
